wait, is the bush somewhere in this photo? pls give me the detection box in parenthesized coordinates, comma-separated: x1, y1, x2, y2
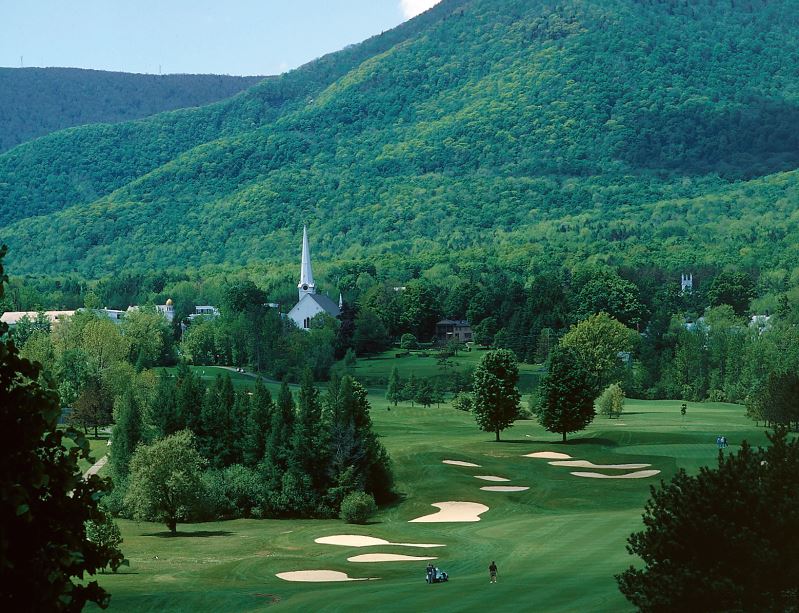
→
(596, 383, 625, 418)
(340, 491, 377, 524)
(452, 392, 474, 412)
(400, 333, 418, 350)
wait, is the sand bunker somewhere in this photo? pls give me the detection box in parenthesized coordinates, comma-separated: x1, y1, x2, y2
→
(524, 451, 572, 460)
(409, 501, 489, 523)
(315, 535, 445, 548)
(474, 475, 510, 482)
(276, 570, 376, 582)
(549, 460, 651, 470)
(442, 460, 481, 467)
(480, 486, 529, 492)
(347, 554, 437, 563)
(571, 470, 661, 479)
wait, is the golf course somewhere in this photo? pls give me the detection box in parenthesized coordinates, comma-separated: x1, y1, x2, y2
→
(90, 387, 765, 612)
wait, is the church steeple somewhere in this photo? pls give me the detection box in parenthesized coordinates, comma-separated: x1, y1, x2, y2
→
(298, 225, 316, 300)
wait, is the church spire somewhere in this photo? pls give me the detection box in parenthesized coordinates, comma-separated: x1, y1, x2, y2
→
(298, 225, 316, 300)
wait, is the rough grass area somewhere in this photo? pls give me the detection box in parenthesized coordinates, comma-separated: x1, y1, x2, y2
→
(91, 397, 765, 612)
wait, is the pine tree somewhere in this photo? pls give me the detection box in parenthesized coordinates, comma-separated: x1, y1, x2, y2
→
(403, 373, 419, 407)
(386, 366, 402, 406)
(243, 379, 274, 466)
(110, 388, 142, 478)
(415, 378, 434, 407)
(151, 369, 179, 438)
(292, 370, 324, 487)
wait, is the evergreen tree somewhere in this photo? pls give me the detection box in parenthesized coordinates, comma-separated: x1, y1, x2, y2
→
(617, 429, 799, 611)
(431, 378, 445, 407)
(535, 345, 596, 442)
(472, 349, 521, 441)
(291, 370, 325, 490)
(229, 391, 250, 466)
(110, 388, 142, 478)
(403, 373, 419, 407)
(386, 366, 402, 406)
(150, 369, 179, 438)
(175, 363, 204, 433)
(243, 379, 274, 466)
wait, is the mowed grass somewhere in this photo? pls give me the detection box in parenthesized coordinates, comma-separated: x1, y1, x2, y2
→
(353, 349, 545, 392)
(93, 396, 768, 612)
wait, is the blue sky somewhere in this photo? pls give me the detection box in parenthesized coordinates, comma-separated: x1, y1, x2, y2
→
(0, 1, 442, 76)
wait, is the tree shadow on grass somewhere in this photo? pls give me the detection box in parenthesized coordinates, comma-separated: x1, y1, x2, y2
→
(142, 530, 234, 538)
(503, 437, 619, 447)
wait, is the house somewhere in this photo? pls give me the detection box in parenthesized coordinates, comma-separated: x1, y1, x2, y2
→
(0, 310, 76, 326)
(436, 319, 472, 344)
(188, 305, 221, 322)
(286, 226, 341, 329)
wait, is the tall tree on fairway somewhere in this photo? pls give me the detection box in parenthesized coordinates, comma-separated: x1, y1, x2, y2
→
(124, 430, 206, 534)
(617, 429, 799, 611)
(535, 345, 595, 442)
(472, 349, 521, 441)
(386, 366, 402, 406)
(110, 388, 143, 478)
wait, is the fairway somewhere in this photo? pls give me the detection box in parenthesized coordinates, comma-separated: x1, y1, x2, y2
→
(94, 398, 766, 612)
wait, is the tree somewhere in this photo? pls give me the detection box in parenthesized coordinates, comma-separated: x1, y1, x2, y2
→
(431, 379, 445, 407)
(84, 509, 124, 573)
(452, 392, 474, 412)
(71, 375, 113, 438)
(617, 429, 799, 611)
(386, 366, 402, 407)
(124, 430, 207, 534)
(82, 318, 129, 371)
(110, 389, 143, 479)
(472, 349, 521, 441)
(534, 345, 596, 442)
(707, 270, 756, 316)
(415, 378, 434, 408)
(400, 333, 418, 350)
(560, 312, 634, 395)
(596, 383, 625, 419)
(402, 373, 419, 407)
(0, 246, 122, 610)
(121, 308, 171, 367)
(243, 379, 274, 466)
(353, 308, 391, 355)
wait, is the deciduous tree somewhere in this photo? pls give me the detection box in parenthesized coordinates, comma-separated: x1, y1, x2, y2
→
(472, 349, 521, 441)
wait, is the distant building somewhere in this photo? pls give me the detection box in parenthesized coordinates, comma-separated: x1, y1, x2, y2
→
(749, 314, 772, 333)
(436, 319, 472, 344)
(681, 273, 693, 294)
(286, 226, 341, 329)
(0, 310, 76, 326)
(188, 305, 220, 322)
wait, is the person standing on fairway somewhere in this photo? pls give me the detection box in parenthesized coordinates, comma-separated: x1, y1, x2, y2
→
(489, 561, 498, 583)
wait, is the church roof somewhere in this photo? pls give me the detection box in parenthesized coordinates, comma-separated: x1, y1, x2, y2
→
(308, 293, 341, 317)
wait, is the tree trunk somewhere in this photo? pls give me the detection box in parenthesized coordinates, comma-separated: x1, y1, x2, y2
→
(495, 428, 500, 442)
(167, 518, 177, 535)
(562, 431, 567, 443)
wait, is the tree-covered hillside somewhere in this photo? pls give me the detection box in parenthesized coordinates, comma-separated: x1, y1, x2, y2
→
(0, 68, 267, 153)
(0, 0, 797, 277)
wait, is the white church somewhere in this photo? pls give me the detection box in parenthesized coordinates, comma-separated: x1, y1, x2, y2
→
(287, 227, 341, 329)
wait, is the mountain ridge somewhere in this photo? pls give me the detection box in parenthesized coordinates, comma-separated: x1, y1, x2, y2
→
(1, 0, 797, 277)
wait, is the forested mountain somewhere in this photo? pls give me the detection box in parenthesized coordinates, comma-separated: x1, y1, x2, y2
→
(0, 68, 267, 153)
(1, 0, 798, 277)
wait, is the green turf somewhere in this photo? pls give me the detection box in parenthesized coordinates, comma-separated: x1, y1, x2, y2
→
(352, 348, 544, 392)
(91, 396, 767, 612)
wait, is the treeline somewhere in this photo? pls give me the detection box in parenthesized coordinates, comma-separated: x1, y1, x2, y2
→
(0, 68, 265, 153)
(108, 367, 393, 525)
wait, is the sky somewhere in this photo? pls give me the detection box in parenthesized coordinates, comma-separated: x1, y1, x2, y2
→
(0, 0, 443, 76)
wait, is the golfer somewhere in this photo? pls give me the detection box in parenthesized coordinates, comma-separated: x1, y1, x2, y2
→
(489, 560, 498, 584)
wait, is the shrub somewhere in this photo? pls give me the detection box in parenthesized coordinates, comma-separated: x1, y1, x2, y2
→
(596, 383, 625, 418)
(452, 392, 474, 412)
(340, 491, 377, 524)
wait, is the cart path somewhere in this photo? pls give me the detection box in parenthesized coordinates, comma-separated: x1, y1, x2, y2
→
(83, 455, 108, 480)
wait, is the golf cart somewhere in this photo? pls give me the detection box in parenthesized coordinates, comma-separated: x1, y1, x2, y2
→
(425, 566, 449, 583)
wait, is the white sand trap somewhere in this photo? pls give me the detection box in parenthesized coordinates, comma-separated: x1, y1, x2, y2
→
(549, 460, 651, 470)
(409, 501, 489, 523)
(524, 451, 573, 460)
(347, 553, 437, 563)
(315, 535, 445, 548)
(474, 475, 510, 482)
(442, 460, 481, 467)
(480, 486, 529, 492)
(571, 470, 661, 479)
(276, 570, 377, 582)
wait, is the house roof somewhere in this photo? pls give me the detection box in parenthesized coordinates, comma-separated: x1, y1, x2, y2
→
(0, 310, 76, 325)
(437, 319, 470, 326)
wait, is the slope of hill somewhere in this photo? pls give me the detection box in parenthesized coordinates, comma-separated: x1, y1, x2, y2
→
(0, 68, 267, 153)
(1, 0, 797, 277)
